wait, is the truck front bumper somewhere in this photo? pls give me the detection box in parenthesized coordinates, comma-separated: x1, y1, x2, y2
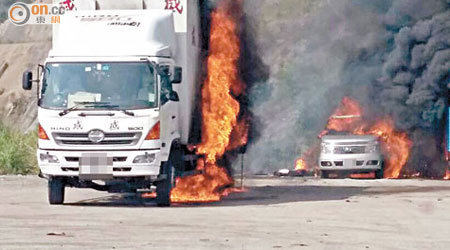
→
(38, 149, 161, 178)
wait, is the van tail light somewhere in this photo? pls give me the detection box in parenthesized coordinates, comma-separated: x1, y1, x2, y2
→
(145, 121, 160, 140)
(38, 124, 49, 140)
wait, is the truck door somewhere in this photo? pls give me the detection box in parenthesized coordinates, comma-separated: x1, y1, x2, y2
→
(159, 67, 180, 150)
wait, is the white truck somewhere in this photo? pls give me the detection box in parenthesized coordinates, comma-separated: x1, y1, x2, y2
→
(22, 0, 202, 206)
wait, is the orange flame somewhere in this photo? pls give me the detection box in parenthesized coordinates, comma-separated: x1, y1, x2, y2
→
(171, 160, 234, 203)
(170, 0, 245, 203)
(320, 97, 412, 179)
(444, 169, 450, 180)
(295, 158, 307, 171)
(293, 144, 319, 173)
(325, 97, 363, 134)
(365, 119, 412, 178)
(227, 118, 249, 151)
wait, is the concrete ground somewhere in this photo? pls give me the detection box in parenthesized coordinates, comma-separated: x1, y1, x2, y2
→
(0, 176, 450, 250)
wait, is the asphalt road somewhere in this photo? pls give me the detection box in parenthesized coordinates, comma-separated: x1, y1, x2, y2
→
(1, 176, 450, 250)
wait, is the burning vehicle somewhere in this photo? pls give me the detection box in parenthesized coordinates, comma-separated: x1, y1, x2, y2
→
(319, 115, 384, 178)
(290, 96, 413, 180)
(319, 133, 383, 179)
(317, 98, 412, 179)
(21, 0, 248, 206)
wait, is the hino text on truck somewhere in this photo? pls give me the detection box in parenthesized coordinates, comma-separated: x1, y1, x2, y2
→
(22, 0, 201, 206)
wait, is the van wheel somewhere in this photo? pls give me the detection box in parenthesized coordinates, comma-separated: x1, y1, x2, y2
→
(48, 178, 65, 205)
(321, 171, 330, 179)
(375, 166, 384, 179)
(156, 157, 176, 207)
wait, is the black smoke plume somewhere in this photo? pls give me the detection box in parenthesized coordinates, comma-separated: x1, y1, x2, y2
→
(376, 3, 450, 177)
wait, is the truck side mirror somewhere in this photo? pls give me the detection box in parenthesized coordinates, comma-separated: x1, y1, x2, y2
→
(169, 91, 179, 102)
(172, 67, 182, 84)
(22, 71, 33, 90)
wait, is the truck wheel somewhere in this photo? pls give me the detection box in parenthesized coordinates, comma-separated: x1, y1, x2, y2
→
(321, 171, 330, 179)
(156, 158, 175, 207)
(48, 178, 65, 205)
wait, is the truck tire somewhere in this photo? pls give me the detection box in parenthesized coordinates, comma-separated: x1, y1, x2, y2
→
(156, 157, 176, 207)
(48, 178, 65, 205)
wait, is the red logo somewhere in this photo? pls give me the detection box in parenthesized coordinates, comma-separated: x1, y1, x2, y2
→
(165, 0, 183, 14)
(59, 0, 75, 11)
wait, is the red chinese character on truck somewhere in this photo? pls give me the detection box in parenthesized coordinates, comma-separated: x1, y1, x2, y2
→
(59, 0, 75, 11)
(165, 0, 183, 14)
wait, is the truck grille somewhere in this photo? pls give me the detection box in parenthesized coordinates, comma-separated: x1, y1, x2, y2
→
(53, 132, 141, 146)
(65, 157, 127, 162)
(333, 146, 366, 154)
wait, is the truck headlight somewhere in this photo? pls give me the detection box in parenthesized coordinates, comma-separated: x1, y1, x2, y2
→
(39, 153, 60, 163)
(133, 153, 156, 164)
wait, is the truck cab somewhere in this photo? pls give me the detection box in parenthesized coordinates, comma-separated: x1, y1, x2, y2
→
(22, 0, 201, 206)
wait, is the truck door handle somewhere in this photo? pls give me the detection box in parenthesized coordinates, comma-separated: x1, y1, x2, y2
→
(172, 116, 176, 119)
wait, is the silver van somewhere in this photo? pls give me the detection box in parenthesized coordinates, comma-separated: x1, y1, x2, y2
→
(319, 135, 384, 178)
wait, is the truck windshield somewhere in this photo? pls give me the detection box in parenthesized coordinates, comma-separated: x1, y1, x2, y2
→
(39, 62, 157, 110)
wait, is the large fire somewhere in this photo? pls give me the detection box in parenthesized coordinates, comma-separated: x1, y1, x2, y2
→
(365, 119, 412, 178)
(170, 0, 246, 203)
(314, 97, 413, 179)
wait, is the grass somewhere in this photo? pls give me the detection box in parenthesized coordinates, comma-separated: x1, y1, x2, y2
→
(0, 125, 38, 175)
